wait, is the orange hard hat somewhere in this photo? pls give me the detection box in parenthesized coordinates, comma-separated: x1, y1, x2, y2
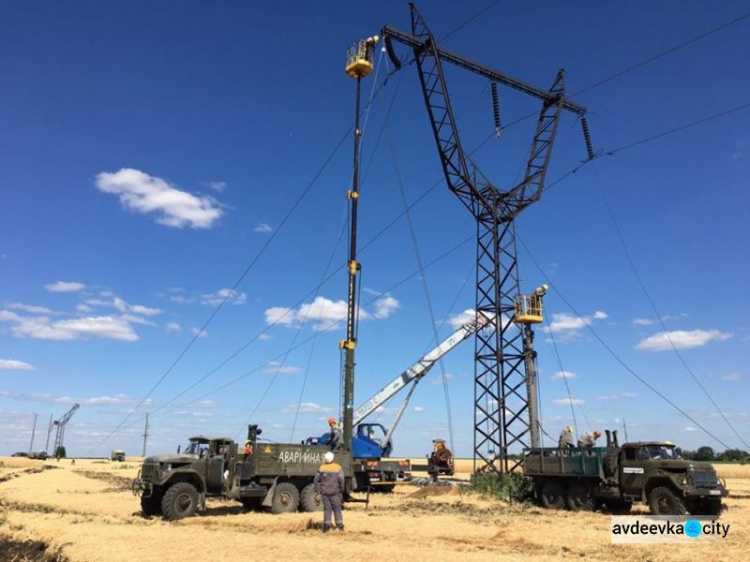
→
(328, 417, 336, 425)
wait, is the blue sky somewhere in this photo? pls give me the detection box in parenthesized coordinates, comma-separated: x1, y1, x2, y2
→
(1, 1, 748, 458)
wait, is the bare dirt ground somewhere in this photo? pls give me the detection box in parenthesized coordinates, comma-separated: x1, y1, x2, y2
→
(1, 457, 747, 562)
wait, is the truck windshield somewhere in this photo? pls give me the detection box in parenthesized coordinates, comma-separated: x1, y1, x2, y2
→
(645, 445, 677, 460)
(183, 442, 209, 456)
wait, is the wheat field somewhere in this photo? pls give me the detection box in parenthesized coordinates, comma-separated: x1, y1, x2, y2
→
(1, 457, 748, 562)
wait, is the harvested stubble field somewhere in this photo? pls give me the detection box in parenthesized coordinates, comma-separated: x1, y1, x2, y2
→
(1, 457, 748, 562)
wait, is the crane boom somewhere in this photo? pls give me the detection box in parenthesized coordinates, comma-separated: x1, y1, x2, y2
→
(353, 314, 489, 426)
(53, 403, 80, 455)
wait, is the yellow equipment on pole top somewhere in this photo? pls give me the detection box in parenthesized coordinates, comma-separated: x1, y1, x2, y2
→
(345, 36, 379, 78)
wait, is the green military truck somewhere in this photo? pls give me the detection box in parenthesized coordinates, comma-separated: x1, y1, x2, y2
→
(132, 424, 409, 520)
(523, 431, 728, 516)
(110, 449, 126, 462)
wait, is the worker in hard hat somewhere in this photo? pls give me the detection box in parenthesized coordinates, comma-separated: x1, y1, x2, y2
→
(327, 418, 344, 451)
(314, 451, 345, 532)
(558, 426, 574, 450)
(243, 440, 253, 460)
(578, 430, 601, 448)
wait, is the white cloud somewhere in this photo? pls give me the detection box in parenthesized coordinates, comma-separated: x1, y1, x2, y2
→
(543, 310, 608, 340)
(254, 223, 273, 233)
(632, 317, 654, 326)
(265, 295, 400, 331)
(113, 297, 162, 316)
(430, 373, 455, 386)
(258, 333, 272, 341)
(7, 303, 53, 315)
(192, 327, 208, 338)
(4, 392, 151, 407)
(448, 309, 476, 330)
(0, 311, 138, 342)
(201, 288, 247, 306)
(596, 393, 637, 401)
(636, 329, 732, 352)
(263, 361, 301, 375)
(166, 322, 181, 332)
(282, 402, 333, 414)
(169, 294, 196, 304)
(208, 181, 227, 192)
(44, 281, 86, 293)
(553, 370, 578, 380)
(413, 406, 425, 413)
(720, 373, 743, 382)
(683, 426, 698, 432)
(95, 168, 223, 229)
(76, 304, 95, 313)
(552, 397, 585, 406)
(184, 400, 217, 409)
(372, 295, 399, 319)
(0, 359, 34, 371)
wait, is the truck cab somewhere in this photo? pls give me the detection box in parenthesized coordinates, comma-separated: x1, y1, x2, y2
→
(614, 441, 727, 515)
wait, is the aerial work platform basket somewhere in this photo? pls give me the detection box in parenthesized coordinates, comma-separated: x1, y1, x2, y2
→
(513, 285, 548, 324)
(346, 36, 379, 78)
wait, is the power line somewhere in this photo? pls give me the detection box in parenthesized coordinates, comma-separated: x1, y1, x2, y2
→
(113, 234, 476, 434)
(595, 178, 750, 450)
(518, 236, 733, 450)
(607, 100, 750, 154)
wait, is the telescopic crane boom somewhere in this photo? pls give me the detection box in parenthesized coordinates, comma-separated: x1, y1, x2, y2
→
(53, 403, 79, 455)
(353, 313, 490, 427)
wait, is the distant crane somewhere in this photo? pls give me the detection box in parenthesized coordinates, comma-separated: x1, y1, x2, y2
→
(53, 404, 80, 456)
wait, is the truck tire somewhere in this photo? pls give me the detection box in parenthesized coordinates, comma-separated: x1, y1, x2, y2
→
(539, 480, 566, 510)
(140, 488, 164, 516)
(161, 482, 199, 521)
(566, 481, 594, 511)
(300, 484, 323, 512)
(648, 486, 687, 515)
(271, 482, 300, 514)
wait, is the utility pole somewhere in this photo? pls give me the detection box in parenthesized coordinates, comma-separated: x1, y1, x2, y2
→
(340, 35, 379, 452)
(28, 413, 38, 455)
(142, 413, 149, 457)
(623, 418, 629, 442)
(45, 413, 53, 453)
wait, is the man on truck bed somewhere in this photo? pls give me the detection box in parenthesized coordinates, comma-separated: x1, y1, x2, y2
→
(314, 451, 345, 532)
(578, 429, 601, 448)
(558, 426, 574, 450)
(327, 418, 344, 450)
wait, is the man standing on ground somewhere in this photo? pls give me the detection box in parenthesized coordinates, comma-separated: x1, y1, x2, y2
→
(314, 451, 345, 532)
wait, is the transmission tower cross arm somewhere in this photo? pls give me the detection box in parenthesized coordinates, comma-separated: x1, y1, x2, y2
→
(352, 314, 490, 425)
(380, 25, 588, 116)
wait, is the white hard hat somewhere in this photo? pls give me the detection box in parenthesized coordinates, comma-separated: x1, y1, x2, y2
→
(324, 451, 334, 463)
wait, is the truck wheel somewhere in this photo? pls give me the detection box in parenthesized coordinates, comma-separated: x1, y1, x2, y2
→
(300, 484, 323, 512)
(566, 482, 594, 511)
(648, 486, 687, 515)
(539, 480, 566, 510)
(140, 488, 164, 516)
(161, 482, 199, 521)
(271, 482, 300, 514)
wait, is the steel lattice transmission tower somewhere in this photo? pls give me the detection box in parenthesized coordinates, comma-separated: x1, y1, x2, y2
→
(382, 3, 594, 473)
